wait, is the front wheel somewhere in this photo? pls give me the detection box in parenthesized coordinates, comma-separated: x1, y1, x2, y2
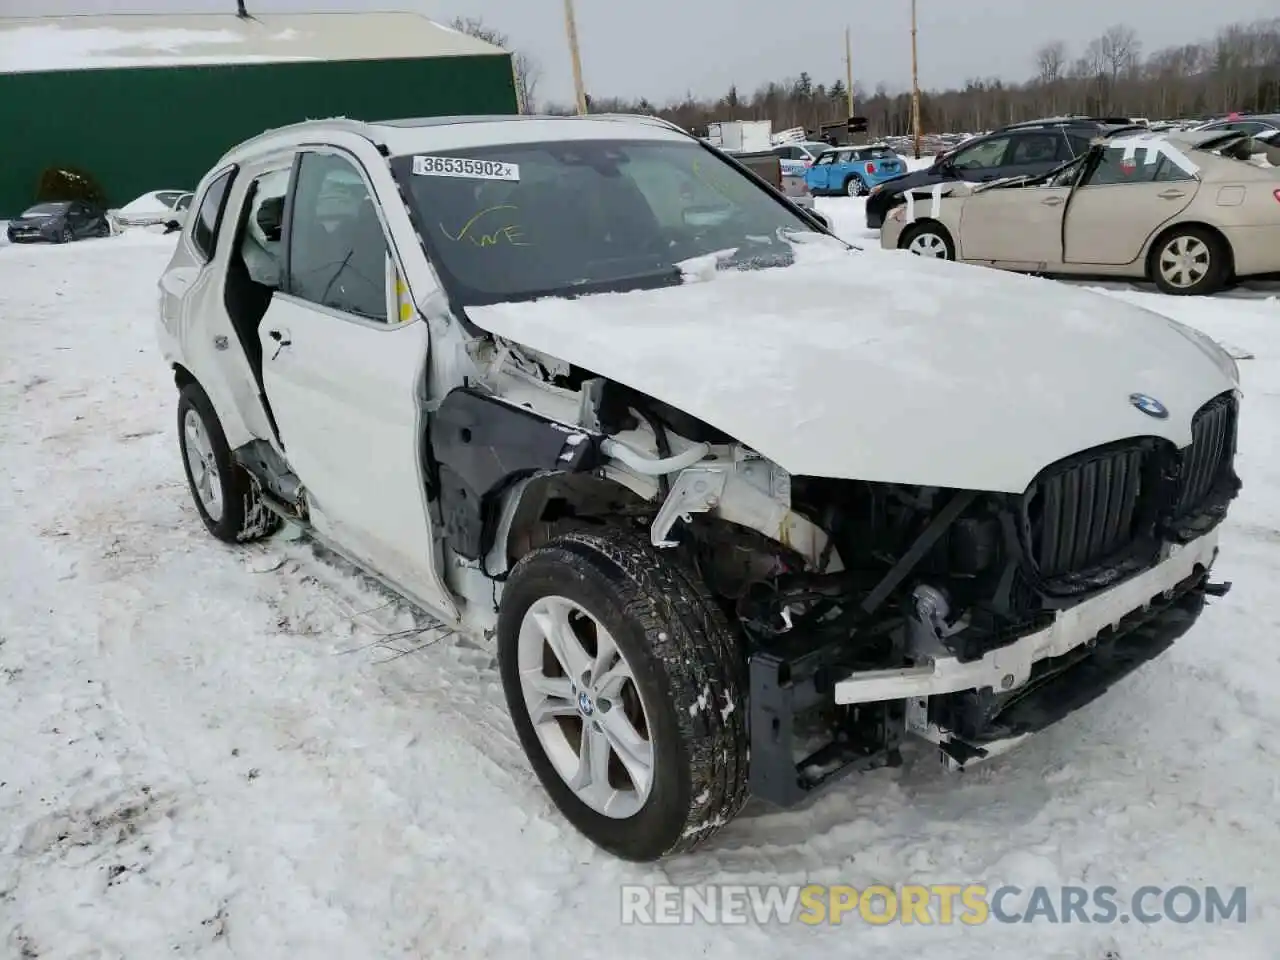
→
(498, 527, 749, 861)
(59, 225, 73, 243)
(899, 222, 956, 259)
(1149, 227, 1227, 296)
(845, 176, 867, 197)
(176, 382, 280, 543)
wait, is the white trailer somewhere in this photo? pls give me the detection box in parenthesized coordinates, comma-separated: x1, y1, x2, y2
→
(706, 120, 772, 153)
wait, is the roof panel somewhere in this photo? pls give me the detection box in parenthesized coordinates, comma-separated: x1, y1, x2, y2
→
(0, 12, 507, 74)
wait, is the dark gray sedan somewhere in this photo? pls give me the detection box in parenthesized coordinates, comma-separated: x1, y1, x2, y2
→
(5, 201, 112, 244)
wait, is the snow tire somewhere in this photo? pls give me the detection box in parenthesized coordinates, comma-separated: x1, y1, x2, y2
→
(498, 525, 749, 861)
(177, 382, 280, 544)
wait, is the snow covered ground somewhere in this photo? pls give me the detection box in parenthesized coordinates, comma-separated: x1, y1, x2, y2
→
(2, 231, 1278, 959)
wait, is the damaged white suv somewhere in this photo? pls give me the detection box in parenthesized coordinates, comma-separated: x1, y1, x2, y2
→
(158, 114, 1241, 861)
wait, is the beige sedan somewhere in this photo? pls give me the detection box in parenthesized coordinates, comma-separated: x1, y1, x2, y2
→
(880, 130, 1280, 295)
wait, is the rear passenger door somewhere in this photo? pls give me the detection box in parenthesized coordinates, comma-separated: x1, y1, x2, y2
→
(259, 147, 455, 615)
(1063, 145, 1198, 265)
(161, 164, 286, 451)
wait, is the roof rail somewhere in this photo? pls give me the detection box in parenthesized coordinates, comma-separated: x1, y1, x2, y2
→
(580, 112, 694, 138)
(229, 116, 380, 154)
(999, 115, 1142, 131)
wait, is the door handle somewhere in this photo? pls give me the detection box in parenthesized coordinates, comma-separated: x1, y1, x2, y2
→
(1041, 196, 1064, 206)
(267, 328, 292, 360)
(1157, 189, 1186, 200)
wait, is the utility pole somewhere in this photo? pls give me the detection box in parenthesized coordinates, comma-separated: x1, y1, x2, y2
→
(844, 26, 854, 118)
(563, 0, 588, 115)
(910, 0, 921, 158)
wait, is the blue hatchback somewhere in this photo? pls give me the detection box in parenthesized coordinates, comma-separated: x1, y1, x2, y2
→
(805, 145, 905, 197)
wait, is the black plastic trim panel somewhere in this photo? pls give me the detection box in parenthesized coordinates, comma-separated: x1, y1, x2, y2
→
(428, 387, 601, 560)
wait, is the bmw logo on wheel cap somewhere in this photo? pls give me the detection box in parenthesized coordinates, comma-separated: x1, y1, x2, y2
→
(1129, 393, 1169, 419)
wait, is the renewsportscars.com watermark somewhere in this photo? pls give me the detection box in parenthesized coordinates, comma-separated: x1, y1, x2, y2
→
(620, 884, 1248, 926)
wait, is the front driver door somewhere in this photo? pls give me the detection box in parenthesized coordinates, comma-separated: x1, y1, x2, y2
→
(1064, 144, 1198, 265)
(260, 147, 455, 618)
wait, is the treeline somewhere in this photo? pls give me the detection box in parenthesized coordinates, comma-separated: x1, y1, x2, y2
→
(477, 17, 1280, 135)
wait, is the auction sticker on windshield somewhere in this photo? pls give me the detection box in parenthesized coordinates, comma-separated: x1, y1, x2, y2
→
(412, 156, 520, 181)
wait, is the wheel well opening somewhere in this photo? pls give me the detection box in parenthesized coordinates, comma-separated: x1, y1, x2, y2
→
(501, 474, 650, 571)
(898, 218, 953, 251)
(1146, 222, 1235, 280)
(903, 217, 949, 233)
(173, 363, 197, 390)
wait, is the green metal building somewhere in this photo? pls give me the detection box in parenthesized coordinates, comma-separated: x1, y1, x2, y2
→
(0, 11, 520, 217)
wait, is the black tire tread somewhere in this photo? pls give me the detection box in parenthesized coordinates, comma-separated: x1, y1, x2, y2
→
(1148, 225, 1228, 296)
(898, 220, 955, 258)
(177, 383, 280, 544)
(503, 525, 749, 859)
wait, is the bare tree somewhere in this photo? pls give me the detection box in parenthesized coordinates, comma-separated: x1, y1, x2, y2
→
(1100, 24, 1142, 80)
(1034, 40, 1068, 86)
(450, 16, 542, 112)
(536, 17, 1279, 137)
(1034, 40, 1068, 112)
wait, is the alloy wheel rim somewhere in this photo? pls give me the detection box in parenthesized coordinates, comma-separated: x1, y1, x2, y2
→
(183, 408, 223, 521)
(516, 595, 655, 819)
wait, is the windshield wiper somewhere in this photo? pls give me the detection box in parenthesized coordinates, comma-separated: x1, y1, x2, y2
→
(464, 266, 683, 306)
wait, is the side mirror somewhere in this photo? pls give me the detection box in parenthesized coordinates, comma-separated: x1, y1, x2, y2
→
(163, 219, 182, 234)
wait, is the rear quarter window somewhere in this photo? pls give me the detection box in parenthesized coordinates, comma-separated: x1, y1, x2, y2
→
(191, 168, 237, 262)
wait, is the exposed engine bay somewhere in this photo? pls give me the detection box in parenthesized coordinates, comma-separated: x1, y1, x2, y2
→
(430, 339, 1240, 807)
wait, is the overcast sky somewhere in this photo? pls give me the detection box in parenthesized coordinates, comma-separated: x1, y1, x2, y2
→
(15, 0, 1280, 106)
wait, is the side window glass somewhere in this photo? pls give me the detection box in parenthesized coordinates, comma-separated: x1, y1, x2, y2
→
(192, 169, 235, 261)
(237, 167, 292, 288)
(1066, 134, 1093, 157)
(815, 153, 834, 166)
(1152, 156, 1196, 182)
(1085, 148, 1163, 186)
(952, 136, 1011, 170)
(1009, 134, 1060, 166)
(286, 152, 389, 323)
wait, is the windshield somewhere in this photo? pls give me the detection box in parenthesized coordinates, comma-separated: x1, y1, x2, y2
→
(22, 202, 68, 216)
(390, 138, 837, 306)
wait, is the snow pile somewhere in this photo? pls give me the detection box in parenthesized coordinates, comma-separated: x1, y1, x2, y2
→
(117, 192, 184, 217)
(1, 234, 1278, 958)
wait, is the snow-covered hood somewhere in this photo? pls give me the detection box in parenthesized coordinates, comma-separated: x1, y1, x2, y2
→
(465, 249, 1239, 493)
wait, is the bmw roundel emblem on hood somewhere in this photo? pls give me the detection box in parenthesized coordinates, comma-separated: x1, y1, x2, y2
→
(1129, 393, 1168, 419)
